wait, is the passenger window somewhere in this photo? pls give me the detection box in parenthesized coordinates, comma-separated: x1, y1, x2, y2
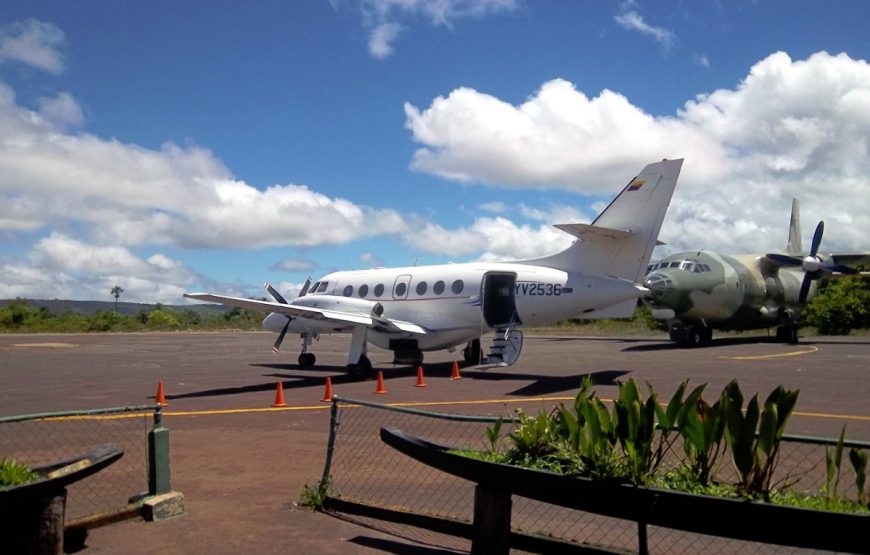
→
(433, 280, 445, 295)
(343, 285, 353, 297)
(416, 281, 427, 296)
(359, 284, 369, 297)
(374, 283, 384, 297)
(317, 281, 329, 293)
(451, 279, 464, 295)
(395, 282, 407, 297)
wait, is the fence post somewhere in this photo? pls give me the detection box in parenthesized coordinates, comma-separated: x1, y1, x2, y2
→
(148, 405, 171, 495)
(319, 398, 340, 494)
(471, 484, 511, 555)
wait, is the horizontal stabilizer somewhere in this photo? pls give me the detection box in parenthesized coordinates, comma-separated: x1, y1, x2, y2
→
(554, 223, 634, 241)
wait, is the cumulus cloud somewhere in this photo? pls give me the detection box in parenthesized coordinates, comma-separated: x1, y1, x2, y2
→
(405, 51, 870, 254)
(358, 0, 518, 58)
(0, 233, 198, 303)
(0, 84, 409, 249)
(0, 19, 65, 74)
(403, 217, 572, 260)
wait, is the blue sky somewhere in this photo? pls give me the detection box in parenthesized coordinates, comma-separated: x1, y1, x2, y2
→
(1, 1, 869, 303)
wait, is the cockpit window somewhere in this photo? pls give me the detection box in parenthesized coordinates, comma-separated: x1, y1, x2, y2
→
(309, 281, 320, 293)
(316, 281, 329, 293)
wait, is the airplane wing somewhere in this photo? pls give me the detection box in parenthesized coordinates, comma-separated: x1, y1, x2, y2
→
(184, 293, 427, 334)
(829, 253, 870, 272)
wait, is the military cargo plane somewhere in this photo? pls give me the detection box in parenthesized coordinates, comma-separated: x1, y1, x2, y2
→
(642, 199, 859, 346)
(186, 159, 683, 379)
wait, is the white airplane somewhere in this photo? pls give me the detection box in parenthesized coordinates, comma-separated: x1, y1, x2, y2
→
(185, 158, 683, 379)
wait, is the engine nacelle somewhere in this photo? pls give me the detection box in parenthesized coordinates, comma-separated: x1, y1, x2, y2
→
(292, 294, 384, 317)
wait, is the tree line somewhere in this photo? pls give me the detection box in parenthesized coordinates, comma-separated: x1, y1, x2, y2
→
(0, 301, 264, 333)
(1, 276, 867, 335)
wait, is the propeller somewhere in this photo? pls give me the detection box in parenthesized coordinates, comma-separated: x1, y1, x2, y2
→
(265, 277, 312, 352)
(765, 221, 858, 303)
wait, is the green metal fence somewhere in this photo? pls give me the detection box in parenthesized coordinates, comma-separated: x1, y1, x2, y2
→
(318, 396, 869, 554)
(0, 405, 155, 523)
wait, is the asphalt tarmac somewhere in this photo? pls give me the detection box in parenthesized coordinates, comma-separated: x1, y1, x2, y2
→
(2, 331, 869, 553)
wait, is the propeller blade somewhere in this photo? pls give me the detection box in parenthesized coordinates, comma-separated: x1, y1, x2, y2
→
(765, 253, 802, 266)
(299, 276, 312, 297)
(798, 274, 813, 304)
(265, 282, 288, 304)
(272, 320, 290, 352)
(810, 221, 824, 257)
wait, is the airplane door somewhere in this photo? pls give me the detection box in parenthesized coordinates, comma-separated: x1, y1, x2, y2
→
(481, 272, 521, 328)
(393, 274, 412, 300)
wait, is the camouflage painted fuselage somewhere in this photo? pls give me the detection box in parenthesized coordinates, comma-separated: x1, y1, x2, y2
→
(643, 251, 812, 331)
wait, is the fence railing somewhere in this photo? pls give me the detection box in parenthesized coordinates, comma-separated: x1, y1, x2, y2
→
(0, 405, 159, 525)
(318, 396, 869, 554)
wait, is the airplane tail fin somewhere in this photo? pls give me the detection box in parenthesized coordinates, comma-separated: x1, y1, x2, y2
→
(786, 198, 802, 255)
(526, 158, 683, 282)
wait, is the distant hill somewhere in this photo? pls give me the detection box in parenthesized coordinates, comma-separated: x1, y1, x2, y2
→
(0, 298, 231, 317)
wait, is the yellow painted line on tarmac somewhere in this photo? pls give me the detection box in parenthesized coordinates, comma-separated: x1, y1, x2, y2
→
(718, 345, 819, 360)
(39, 394, 870, 424)
(40, 396, 579, 421)
(793, 410, 870, 422)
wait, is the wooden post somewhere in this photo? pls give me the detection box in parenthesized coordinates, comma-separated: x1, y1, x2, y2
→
(1, 488, 67, 555)
(471, 484, 511, 555)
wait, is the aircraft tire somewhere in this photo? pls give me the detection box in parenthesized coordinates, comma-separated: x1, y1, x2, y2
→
(699, 326, 713, 345)
(685, 326, 701, 348)
(788, 326, 799, 345)
(298, 353, 316, 368)
(463, 339, 481, 364)
(348, 355, 372, 381)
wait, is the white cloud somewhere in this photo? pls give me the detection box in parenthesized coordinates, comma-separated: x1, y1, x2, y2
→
(0, 19, 65, 74)
(405, 51, 870, 254)
(1, 233, 198, 303)
(0, 84, 410, 249)
(614, 10, 675, 50)
(270, 258, 317, 272)
(359, 251, 385, 267)
(358, 0, 518, 59)
(403, 216, 572, 260)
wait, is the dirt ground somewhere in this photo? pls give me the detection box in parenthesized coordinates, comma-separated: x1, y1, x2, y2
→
(2, 331, 869, 554)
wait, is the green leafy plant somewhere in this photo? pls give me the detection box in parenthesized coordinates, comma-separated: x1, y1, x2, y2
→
(0, 459, 38, 487)
(299, 476, 334, 509)
(849, 447, 867, 506)
(485, 418, 503, 455)
(651, 380, 688, 470)
(676, 384, 725, 486)
(825, 426, 847, 501)
(613, 379, 658, 484)
(722, 381, 799, 497)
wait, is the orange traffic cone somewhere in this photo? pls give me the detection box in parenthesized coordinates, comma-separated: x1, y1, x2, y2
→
(271, 381, 288, 407)
(415, 366, 427, 388)
(155, 381, 168, 407)
(450, 360, 462, 381)
(374, 371, 387, 394)
(320, 377, 334, 403)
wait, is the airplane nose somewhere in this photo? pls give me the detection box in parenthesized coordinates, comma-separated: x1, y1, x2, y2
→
(642, 273, 673, 298)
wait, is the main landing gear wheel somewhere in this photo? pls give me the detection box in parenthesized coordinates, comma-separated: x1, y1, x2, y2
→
(298, 352, 316, 368)
(347, 355, 372, 381)
(463, 339, 481, 364)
